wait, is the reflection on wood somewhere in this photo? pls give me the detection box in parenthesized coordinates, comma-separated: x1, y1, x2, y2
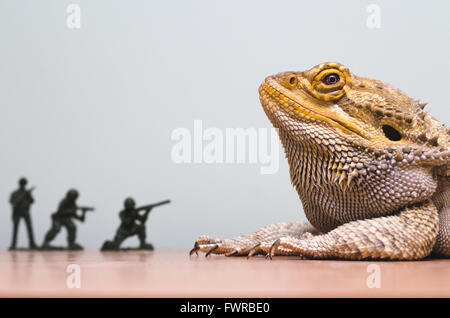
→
(0, 250, 449, 297)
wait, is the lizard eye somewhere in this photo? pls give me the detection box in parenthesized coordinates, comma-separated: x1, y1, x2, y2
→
(382, 125, 402, 141)
(309, 67, 347, 101)
(323, 73, 340, 85)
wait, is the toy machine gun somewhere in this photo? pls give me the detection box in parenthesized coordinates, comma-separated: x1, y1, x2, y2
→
(77, 206, 95, 220)
(136, 200, 171, 223)
(14, 186, 35, 206)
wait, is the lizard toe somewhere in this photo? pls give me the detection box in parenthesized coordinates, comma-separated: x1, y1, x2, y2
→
(205, 244, 219, 257)
(247, 244, 262, 258)
(189, 242, 199, 256)
(268, 239, 281, 259)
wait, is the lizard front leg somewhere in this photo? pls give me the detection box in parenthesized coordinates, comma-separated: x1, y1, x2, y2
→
(190, 222, 320, 257)
(269, 200, 439, 260)
(433, 206, 450, 257)
(432, 178, 450, 257)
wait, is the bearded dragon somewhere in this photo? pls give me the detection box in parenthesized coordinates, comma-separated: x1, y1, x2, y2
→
(190, 62, 450, 260)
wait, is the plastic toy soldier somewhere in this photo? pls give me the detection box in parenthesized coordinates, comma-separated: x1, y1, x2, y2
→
(101, 198, 170, 251)
(41, 189, 94, 250)
(9, 178, 38, 250)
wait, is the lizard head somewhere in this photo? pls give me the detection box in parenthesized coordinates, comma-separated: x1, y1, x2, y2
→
(259, 62, 449, 218)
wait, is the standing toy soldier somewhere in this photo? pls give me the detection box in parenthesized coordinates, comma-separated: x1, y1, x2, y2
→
(101, 198, 170, 251)
(9, 177, 38, 250)
(41, 189, 94, 250)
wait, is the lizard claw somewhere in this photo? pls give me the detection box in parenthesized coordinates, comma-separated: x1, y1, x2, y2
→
(247, 244, 261, 259)
(268, 239, 281, 260)
(225, 250, 239, 257)
(189, 242, 200, 256)
(205, 244, 219, 257)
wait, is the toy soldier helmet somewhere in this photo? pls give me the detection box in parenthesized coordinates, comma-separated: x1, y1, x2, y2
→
(19, 178, 27, 186)
(124, 197, 136, 209)
(67, 189, 79, 199)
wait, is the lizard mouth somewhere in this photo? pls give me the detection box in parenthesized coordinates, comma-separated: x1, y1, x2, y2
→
(259, 77, 371, 140)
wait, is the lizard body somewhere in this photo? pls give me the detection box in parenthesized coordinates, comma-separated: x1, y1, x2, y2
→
(192, 62, 450, 260)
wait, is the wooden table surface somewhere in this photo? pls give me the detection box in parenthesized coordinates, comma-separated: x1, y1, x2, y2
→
(0, 249, 449, 297)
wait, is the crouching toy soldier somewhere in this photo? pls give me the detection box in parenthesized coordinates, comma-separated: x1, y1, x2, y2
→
(101, 198, 170, 251)
(9, 178, 38, 250)
(42, 189, 94, 250)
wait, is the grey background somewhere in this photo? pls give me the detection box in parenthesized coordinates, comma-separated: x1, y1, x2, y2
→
(0, 0, 449, 248)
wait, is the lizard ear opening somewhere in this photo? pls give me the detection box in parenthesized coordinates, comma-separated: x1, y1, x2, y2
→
(382, 125, 402, 141)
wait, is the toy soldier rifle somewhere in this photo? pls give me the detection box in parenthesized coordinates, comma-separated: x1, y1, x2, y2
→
(77, 206, 95, 212)
(14, 186, 35, 205)
(137, 200, 171, 223)
(76, 206, 95, 220)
